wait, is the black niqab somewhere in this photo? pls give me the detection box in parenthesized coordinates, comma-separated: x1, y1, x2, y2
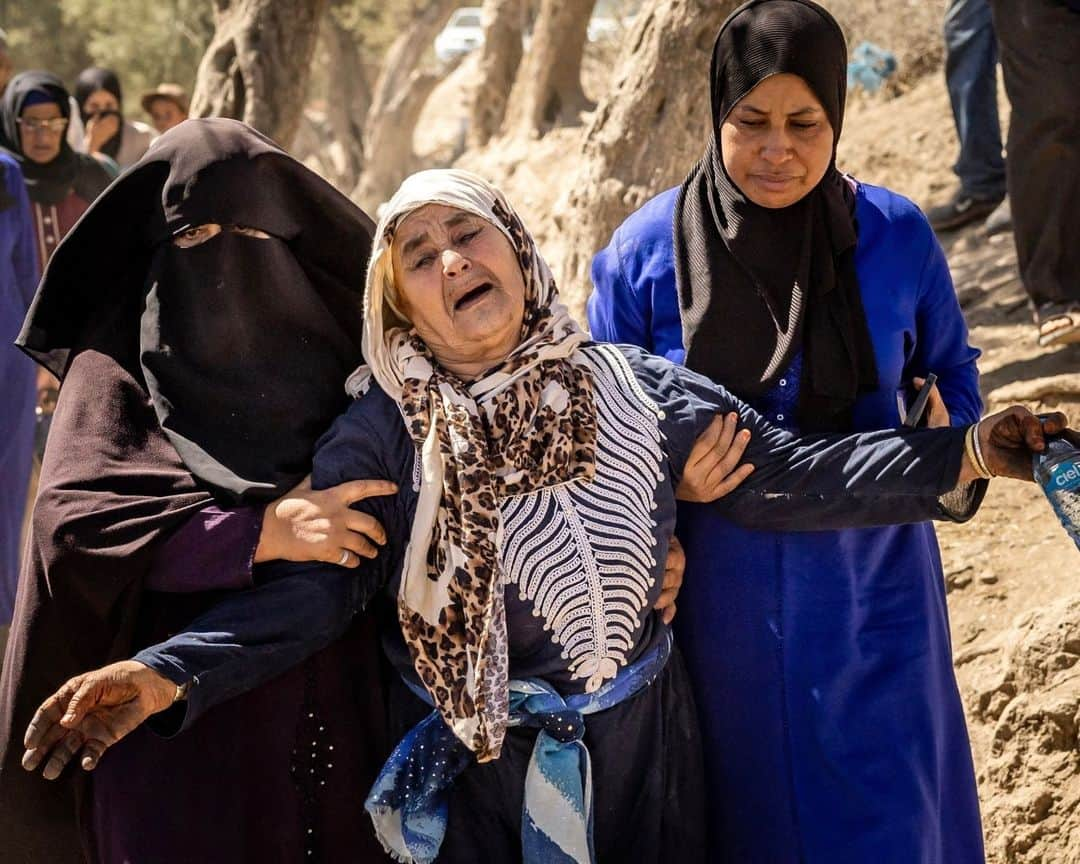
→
(674, 0, 878, 431)
(19, 116, 375, 501)
(0, 70, 111, 206)
(74, 66, 125, 160)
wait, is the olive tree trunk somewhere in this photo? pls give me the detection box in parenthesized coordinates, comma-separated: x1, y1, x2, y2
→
(502, 0, 592, 138)
(353, 0, 459, 210)
(553, 0, 739, 320)
(467, 0, 526, 148)
(321, 13, 370, 189)
(189, 0, 328, 149)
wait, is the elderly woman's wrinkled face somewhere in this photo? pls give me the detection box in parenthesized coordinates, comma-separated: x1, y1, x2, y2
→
(391, 203, 527, 377)
(720, 73, 834, 209)
(19, 102, 67, 164)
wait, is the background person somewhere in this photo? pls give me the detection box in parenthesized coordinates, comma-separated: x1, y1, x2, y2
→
(0, 71, 111, 271)
(0, 29, 13, 95)
(0, 150, 38, 659)
(0, 71, 113, 464)
(74, 66, 154, 170)
(987, 0, 1080, 347)
(589, 1, 989, 861)
(926, 0, 1010, 233)
(140, 82, 189, 134)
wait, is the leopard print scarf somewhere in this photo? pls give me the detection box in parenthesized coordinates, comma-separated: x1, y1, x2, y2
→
(353, 169, 597, 761)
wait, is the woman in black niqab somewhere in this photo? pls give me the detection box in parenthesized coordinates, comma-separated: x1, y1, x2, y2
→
(674, 0, 878, 432)
(0, 118, 387, 862)
(20, 116, 371, 501)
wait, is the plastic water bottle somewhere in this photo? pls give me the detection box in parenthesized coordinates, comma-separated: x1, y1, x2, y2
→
(1034, 438, 1080, 552)
(846, 42, 898, 94)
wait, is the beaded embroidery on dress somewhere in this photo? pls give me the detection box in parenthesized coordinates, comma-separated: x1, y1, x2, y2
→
(500, 343, 665, 692)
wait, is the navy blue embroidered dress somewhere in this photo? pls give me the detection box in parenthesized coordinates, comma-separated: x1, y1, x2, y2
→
(134, 343, 973, 863)
(588, 182, 984, 863)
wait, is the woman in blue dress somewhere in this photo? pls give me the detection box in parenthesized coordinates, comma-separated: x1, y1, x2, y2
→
(588, 2, 986, 862)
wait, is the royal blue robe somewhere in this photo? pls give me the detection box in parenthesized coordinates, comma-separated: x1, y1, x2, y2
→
(588, 181, 986, 863)
(0, 155, 39, 623)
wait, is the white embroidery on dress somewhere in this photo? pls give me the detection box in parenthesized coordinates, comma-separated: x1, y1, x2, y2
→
(499, 345, 664, 692)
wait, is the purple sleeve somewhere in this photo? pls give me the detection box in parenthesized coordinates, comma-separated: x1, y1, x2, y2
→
(146, 505, 264, 593)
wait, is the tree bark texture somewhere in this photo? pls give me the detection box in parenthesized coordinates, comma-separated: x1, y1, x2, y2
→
(320, 13, 371, 190)
(553, 0, 739, 320)
(354, 0, 459, 211)
(503, 0, 592, 138)
(190, 0, 328, 149)
(366, 0, 458, 122)
(467, 0, 526, 148)
(353, 69, 444, 212)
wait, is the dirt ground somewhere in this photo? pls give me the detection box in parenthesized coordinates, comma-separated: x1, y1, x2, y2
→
(933, 224, 1080, 863)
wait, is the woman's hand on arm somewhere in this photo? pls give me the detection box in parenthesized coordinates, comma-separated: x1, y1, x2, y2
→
(914, 376, 951, 428)
(255, 476, 398, 567)
(654, 536, 685, 625)
(22, 661, 178, 780)
(676, 412, 755, 502)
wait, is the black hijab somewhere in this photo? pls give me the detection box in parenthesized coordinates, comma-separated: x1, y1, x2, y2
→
(18, 116, 376, 501)
(74, 66, 124, 160)
(0, 70, 111, 206)
(674, 0, 878, 432)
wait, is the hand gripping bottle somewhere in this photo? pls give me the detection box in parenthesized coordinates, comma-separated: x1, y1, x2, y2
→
(1034, 438, 1080, 552)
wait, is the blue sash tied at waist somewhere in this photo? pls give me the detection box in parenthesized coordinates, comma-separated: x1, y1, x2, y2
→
(364, 631, 674, 864)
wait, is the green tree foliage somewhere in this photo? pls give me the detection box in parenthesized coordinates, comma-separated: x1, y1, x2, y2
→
(307, 0, 412, 111)
(2, 0, 212, 116)
(1, 0, 93, 83)
(328, 0, 404, 58)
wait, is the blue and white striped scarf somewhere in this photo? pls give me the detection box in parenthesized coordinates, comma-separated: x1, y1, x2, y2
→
(365, 631, 673, 864)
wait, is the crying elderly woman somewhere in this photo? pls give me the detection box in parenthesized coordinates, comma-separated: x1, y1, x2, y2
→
(21, 169, 1070, 864)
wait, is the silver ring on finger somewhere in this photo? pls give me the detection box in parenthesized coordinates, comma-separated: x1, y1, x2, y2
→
(337, 549, 350, 566)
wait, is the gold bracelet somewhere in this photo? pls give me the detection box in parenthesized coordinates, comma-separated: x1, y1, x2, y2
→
(965, 424, 992, 480)
(971, 420, 995, 478)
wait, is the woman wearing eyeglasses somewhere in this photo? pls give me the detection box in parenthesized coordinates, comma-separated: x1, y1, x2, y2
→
(0, 72, 113, 603)
(0, 71, 112, 271)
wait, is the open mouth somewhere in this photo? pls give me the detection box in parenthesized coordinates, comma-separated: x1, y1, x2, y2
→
(454, 282, 495, 311)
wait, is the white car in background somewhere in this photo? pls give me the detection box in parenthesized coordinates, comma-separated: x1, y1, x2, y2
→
(588, 0, 639, 42)
(434, 7, 484, 63)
